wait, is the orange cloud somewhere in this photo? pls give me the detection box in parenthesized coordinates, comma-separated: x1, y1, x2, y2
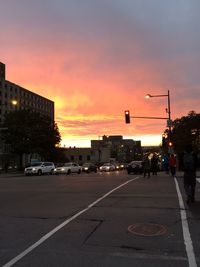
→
(1, 0, 199, 147)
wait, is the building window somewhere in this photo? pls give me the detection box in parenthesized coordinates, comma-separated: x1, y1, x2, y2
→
(79, 155, 82, 161)
(71, 155, 74, 161)
(87, 155, 91, 161)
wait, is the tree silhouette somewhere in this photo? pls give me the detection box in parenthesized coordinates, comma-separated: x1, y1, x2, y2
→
(172, 111, 200, 155)
(2, 109, 61, 168)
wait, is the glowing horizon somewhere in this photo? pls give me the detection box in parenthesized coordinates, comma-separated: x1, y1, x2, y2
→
(60, 134, 162, 148)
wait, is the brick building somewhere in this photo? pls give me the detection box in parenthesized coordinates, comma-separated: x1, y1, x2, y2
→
(0, 62, 54, 170)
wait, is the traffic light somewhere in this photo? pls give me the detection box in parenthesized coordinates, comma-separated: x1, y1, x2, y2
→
(168, 141, 173, 147)
(125, 110, 130, 124)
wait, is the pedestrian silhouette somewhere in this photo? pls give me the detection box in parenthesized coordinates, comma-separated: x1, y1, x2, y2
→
(142, 155, 151, 178)
(183, 145, 197, 204)
(151, 153, 158, 175)
(169, 154, 177, 177)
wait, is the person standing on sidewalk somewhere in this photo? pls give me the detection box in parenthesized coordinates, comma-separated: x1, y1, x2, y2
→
(183, 145, 197, 204)
(169, 154, 177, 177)
(142, 155, 151, 178)
(151, 153, 158, 175)
(163, 154, 169, 174)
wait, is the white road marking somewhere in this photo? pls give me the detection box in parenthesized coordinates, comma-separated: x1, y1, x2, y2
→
(174, 177, 197, 267)
(196, 178, 200, 183)
(3, 177, 139, 267)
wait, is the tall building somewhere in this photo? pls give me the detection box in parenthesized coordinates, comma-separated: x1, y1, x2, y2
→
(0, 62, 55, 169)
(0, 62, 54, 123)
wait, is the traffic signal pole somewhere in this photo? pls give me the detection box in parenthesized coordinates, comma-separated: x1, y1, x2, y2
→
(125, 90, 172, 138)
(129, 116, 168, 120)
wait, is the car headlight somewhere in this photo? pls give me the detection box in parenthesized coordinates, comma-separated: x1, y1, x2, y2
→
(32, 168, 36, 171)
(84, 167, 88, 170)
(61, 168, 65, 171)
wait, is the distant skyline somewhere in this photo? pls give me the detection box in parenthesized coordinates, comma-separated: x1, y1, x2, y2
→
(1, 0, 199, 147)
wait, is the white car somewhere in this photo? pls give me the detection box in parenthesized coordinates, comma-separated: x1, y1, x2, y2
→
(99, 163, 115, 172)
(54, 162, 81, 175)
(25, 162, 55, 176)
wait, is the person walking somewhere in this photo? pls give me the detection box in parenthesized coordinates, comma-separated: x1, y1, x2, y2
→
(151, 153, 158, 175)
(142, 155, 151, 178)
(183, 145, 197, 204)
(163, 154, 169, 174)
(169, 154, 177, 177)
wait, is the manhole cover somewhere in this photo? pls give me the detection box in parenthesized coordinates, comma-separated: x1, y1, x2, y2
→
(128, 223, 167, 237)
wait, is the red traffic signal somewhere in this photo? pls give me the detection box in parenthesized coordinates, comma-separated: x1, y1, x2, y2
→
(125, 110, 130, 124)
(168, 141, 173, 147)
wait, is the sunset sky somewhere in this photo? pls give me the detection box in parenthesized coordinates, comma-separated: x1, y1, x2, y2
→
(1, 0, 199, 147)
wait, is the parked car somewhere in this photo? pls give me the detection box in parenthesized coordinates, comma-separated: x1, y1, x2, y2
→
(82, 163, 98, 173)
(53, 162, 81, 175)
(127, 161, 143, 174)
(24, 162, 55, 176)
(99, 163, 115, 172)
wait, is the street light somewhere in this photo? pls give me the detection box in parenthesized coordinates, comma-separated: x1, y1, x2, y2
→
(145, 90, 172, 140)
(0, 99, 18, 108)
(0, 99, 18, 129)
(11, 100, 18, 106)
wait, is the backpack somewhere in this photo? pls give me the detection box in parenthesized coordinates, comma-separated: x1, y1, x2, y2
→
(183, 152, 194, 171)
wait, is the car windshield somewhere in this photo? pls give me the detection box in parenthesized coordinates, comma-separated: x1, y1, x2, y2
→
(64, 163, 72, 167)
(31, 162, 42, 167)
(103, 163, 110, 166)
(83, 163, 90, 167)
(131, 161, 142, 164)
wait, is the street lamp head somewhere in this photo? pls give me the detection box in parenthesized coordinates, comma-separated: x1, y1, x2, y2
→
(11, 100, 17, 106)
(145, 94, 151, 99)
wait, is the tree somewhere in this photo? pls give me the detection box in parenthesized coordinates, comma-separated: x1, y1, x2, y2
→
(171, 111, 200, 155)
(2, 109, 61, 168)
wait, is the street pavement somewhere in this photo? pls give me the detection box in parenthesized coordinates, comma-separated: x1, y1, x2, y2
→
(0, 170, 199, 267)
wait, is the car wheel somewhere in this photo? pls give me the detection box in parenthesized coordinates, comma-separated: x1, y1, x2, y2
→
(67, 169, 71, 175)
(38, 170, 42, 176)
(78, 169, 81, 174)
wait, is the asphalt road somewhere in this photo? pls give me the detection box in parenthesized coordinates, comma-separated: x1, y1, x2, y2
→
(0, 171, 199, 267)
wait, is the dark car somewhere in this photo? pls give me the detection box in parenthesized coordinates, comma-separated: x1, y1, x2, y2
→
(127, 161, 143, 174)
(82, 163, 98, 173)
